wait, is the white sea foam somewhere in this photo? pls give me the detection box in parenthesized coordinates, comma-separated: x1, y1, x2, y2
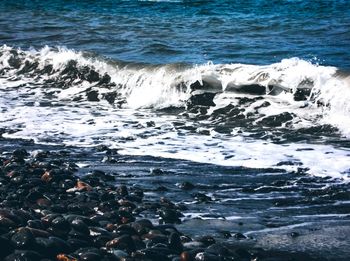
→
(1, 45, 350, 180)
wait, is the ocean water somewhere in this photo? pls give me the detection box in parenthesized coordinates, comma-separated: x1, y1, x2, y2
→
(1, 0, 350, 257)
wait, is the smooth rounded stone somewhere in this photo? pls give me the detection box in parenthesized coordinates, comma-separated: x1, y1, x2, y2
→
(168, 232, 183, 253)
(26, 189, 44, 202)
(118, 199, 136, 210)
(0, 216, 17, 231)
(145, 235, 168, 248)
(12, 149, 28, 160)
(155, 224, 180, 235)
(108, 249, 128, 259)
(0, 236, 14, 258)
(74, 247, 101, 257)
(132, 248, 170, 261)
(180, 251, 191, 261)
(58, 179, 76, 190)
(10, 175, 25, 184)
(183, 241, 206, 249)
(178, 182, 195, 190)
(99, 192, 115, 203)
(205, 243, 231, 257)
(4, 250, 42, 261)
(150, 168, 165, 176)
(197, 236, 215, 247)
(79, 252, 102, 261)
(235, 248, 251, 258)
(131, 235, 146, 250)
(41, 214, 62, 227)
(114, 224, 138, 236)
(116, 185, 128, 197)
(41, 171, 53, 183)
(290, 231, 300, 238)
(66, 215, 94, 226)
(106, 235, 136, 253)
(67, 238, 91, 251)
(50, 204, 68, 213)
(34, 237, 57, 257)
(57, 253, 79, 261)
(195, 252, 221, 261)
(92, 235, 111, 248)
(220, 231, 232, 239)
(233, 232, 246, 240)
(89, 214, 111, 225)
(118, 210, 135, 224)
(11, 227, 35, 248)
(142, 229, 164, 239)
(75, 180, 93, 192)
(47, 226, 69, 238)
(89, 227, 112, 237)
(36, 198, 52, 208)
(48, 236, 72, 254)
(192, 193, 212, 203)
(125, 194, 142, 204)
(71, 219, 89, 235)
(131, 219, 153, 235)
(158, 209, 182, 224)
(69, 228, 89, 240)
(28, 227, 50, 237)
(12, 209, 34, 224)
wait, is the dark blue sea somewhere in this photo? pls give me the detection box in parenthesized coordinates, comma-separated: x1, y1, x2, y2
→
(1, 1, 350, 259)
(1, 0, 350, 67)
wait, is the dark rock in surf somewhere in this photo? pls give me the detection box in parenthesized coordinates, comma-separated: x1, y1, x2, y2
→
(294, 88, 311, 101)
(190, 80, 203, 91)
(17, 60, 39, 74)
(229, 84, 266, 95)
(86, 90, 100, 102)
(178, 181, 195, 190)
(12, 148, 29, 160)
(258, 112, 294, 127)
(103, 92, 118, 104)
(187, 93, 216, 108)
(98, 73, 111, 85)
(233, 232, 246, 240)
(150, 168, 165, 176)
(158, 208, 182, 224)
(86, 69, 100, 83)
(290, 232, 300, 238)
(8, 55, 22, 69)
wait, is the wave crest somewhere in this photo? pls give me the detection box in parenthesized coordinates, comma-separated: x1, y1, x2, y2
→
(1, 45, 350, 136)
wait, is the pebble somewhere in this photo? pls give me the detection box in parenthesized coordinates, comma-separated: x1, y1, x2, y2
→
(0, 147, 306, 260)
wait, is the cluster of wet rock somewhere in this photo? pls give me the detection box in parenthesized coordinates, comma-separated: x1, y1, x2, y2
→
(0, 49, 125, 107)
(1, 147, 275, 261)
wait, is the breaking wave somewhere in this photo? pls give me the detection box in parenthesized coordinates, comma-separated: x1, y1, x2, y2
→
(1, 45, 350, 135)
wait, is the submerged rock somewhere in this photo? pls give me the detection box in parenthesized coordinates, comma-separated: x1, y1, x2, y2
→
(187, 92, 216, 108)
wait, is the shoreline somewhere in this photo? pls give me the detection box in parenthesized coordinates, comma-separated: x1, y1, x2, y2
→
(0, 137, 349, 260)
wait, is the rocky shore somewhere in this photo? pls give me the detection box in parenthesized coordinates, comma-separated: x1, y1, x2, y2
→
(0, 140, 346, 261)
